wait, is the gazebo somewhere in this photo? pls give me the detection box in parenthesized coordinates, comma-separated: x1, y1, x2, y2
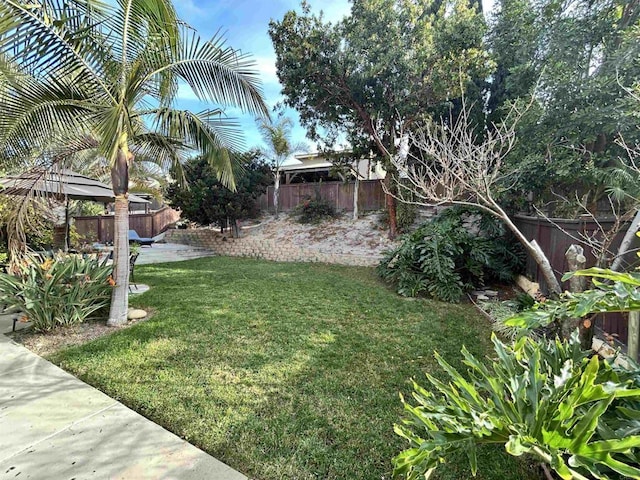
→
(0, 168, 149, 250)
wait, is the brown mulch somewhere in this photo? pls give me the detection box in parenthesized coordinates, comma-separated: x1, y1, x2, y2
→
(9, 312, 152, 357)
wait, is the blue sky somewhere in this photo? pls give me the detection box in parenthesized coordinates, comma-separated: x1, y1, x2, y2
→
(173, 0, 494, 154)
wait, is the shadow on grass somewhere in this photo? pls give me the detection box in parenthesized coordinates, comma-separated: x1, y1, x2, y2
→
(50, 257, 541, 480)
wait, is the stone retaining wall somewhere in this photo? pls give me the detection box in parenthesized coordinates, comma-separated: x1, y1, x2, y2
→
(165, 229, 382, 267)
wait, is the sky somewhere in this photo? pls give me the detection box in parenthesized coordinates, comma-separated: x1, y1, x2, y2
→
(172, 0, 495, 155)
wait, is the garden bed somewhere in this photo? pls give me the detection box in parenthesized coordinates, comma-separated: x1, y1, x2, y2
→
(10, 312, 151, 357)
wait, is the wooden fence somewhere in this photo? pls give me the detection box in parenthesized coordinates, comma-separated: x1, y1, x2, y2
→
(257, 180, 386, 213)
(74, 206, 180, 243)
(514, 214, 639, 345)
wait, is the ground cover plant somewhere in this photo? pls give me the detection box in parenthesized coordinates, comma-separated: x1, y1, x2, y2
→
(292, 196, 338, 224)
(48, 257, 540, 480)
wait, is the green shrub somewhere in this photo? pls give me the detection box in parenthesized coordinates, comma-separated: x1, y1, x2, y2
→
(293, 197, 338, 224)
(505, 268, 640, 334)
(377, 206, 525, 302)
(0, 253, 113, 332)
(396, 201, 417, 232)
(394, 333, 640, 480)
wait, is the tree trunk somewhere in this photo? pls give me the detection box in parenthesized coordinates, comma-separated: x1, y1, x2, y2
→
(274, 171, 280, 219)
(610, 209, 640, 272)
(563, 244, 592, 349)
(108, 146, 131, 327)
(353, 175, 359, 221)
(496, 204, 562, 295)
(107, 193, 130, 326)
(384, 175, 397, 239)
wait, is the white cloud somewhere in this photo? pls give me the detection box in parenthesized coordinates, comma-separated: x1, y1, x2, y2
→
(253, 56, 279, 86)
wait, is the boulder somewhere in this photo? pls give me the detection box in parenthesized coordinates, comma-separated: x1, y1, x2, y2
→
(127, 308, 148, 320)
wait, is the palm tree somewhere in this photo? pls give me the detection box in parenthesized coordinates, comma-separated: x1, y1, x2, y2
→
(257, 115, 305, 217)
(0, 0, 268, 325)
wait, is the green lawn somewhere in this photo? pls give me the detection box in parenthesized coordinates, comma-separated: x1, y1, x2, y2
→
(50, 257, 540, 480)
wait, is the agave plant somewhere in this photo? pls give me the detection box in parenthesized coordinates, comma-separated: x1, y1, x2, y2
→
(0, 0, 268, 325)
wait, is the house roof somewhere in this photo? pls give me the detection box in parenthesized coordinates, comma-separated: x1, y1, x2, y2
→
(280, 161, 333, 173)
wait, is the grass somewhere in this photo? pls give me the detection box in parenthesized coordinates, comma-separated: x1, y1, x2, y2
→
(50, 257, 541, 480)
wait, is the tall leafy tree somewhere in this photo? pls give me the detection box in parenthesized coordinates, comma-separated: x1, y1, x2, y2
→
(269, 0, 491, 236)
(0, 0, 268, 325)
(488, 0, 640, 213)
(166, 152, 271, 235)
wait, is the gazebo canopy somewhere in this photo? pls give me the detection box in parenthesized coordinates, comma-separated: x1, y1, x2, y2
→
(0, 168, 150, 204)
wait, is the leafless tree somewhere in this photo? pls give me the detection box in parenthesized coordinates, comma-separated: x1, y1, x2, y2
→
(383, 101, 563, 295)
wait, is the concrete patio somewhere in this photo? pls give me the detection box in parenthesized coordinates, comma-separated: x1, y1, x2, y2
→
(135, 242, 215, 265)
(0, 244, 246, 479)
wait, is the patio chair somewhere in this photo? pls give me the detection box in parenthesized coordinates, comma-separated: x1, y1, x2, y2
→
(129, 252, 140, 291)
(128, 230, 154, 246)
(106, 251, 140, 292)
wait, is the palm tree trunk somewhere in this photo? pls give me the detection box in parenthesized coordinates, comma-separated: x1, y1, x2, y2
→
(274, 171, 280, 218)
(353, 175, 359, 221)
(108, 146, 131, 327)
(107, 194, 130, 326)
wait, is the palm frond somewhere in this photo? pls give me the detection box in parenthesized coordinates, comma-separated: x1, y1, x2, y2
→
(129, 131, 188, 183)
(144, 28, 269, 118)
(0, 0, 115, 98)
(147, 107, 244, 189)
(111, 0, 180, 64)
(0, 76, 98, 156)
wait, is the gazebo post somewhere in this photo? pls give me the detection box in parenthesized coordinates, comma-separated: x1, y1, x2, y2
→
(64, 195, 70, 252)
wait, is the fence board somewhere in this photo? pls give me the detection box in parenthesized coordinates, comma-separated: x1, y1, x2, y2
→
(258, 180, 385, 213)
(74, 206, 180, 243)
(514, 214, 639, 345)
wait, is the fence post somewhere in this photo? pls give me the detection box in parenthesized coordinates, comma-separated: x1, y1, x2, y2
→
(629, 312, 639, 361)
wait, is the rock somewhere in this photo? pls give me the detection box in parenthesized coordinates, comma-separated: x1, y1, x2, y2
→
(516, 275, 540, 298)
(484, 290, 499, 297)
(476, 294, 489, 301)
(127, 308, 147, 320)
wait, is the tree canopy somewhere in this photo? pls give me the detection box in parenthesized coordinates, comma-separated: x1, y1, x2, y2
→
(269, 0, 491, 156)
(488, 0, 640, 214)
(167, 152, 271, 231)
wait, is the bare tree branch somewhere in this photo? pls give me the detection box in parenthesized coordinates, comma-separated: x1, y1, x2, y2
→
(383, 98, 563, 295)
